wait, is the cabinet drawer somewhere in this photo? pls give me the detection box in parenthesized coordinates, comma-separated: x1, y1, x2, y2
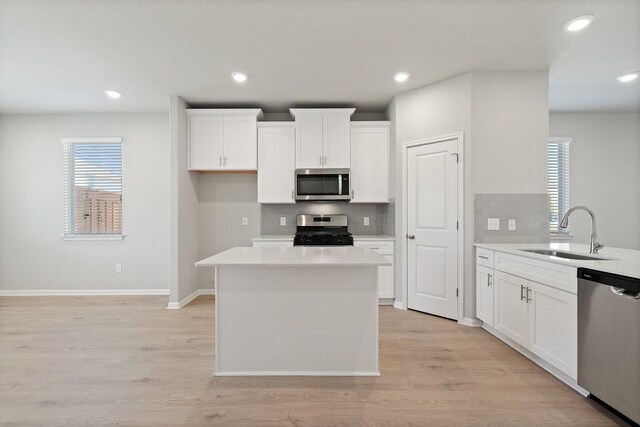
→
(353, 240, 394, 254)
(476, 248, 494, 268)
(494, 252, 577, 294)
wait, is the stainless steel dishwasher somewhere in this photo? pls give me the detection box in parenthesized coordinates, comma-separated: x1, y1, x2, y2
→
(577, 268, 640, 424)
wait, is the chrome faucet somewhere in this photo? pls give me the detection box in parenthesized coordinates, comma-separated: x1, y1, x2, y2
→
(559, 206, 604, 254)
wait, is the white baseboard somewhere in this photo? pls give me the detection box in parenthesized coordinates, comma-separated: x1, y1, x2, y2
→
(393, 300, 407, 310)
(459, 317, 483, 327)
(0, 289, 169, 296)
(166, 288, 215, 309)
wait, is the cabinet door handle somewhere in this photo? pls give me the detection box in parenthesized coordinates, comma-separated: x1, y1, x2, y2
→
(223, 156, 227, 166)
(319, 155, 323, 166)
(351, 189, 354, 199)
(488, 273, 492, 287)
(291, 190, 294, 199)
(526, 287, 532, 303)
(520, 284, 526, 301)
(324, 155, 327, 166)
(219, 156, 222, 167)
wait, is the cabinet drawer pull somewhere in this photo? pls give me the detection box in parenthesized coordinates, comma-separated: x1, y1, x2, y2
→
(478, 255, 489, 259)
(520, 284, 526, 301)
(526, 287, 532, 303)
(487, 273, 492, 287)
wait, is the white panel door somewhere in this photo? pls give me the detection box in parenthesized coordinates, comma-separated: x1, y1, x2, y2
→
(406, 139, 458, 319)
(528, 281, 577, 378)
(257, 126, 295, 203)
(378, 255, 394, 298)
(350, 126, 389, 203)
(189, 115, 224, 170)
(295, 114, 324, 168)
(323, 114, 351, 168)
(494, 271, 529, 347)
(476, 265, 494, 327)
(223, 115, 257, 170)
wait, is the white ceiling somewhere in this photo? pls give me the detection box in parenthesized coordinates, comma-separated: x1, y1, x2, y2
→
(1, 0, 638, 114)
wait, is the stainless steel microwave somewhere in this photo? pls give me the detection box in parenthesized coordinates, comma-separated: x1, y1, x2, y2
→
(295, 168, 351, 201)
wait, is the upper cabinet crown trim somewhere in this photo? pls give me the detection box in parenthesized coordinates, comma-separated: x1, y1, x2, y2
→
(289, 108, 355, 117)
(350, 121, 391, 128)
(257, 121, 296, 128)
(187, 109, 264, 118)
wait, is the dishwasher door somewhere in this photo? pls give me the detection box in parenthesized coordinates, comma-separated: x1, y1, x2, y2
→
(577, 268, 640, 424)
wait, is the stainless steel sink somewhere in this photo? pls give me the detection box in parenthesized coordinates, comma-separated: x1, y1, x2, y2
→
(520, 249, 614, 261)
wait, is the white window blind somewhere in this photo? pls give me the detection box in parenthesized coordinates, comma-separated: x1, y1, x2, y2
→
(548, 138, 570, 233)
(63, 138, 123, 237)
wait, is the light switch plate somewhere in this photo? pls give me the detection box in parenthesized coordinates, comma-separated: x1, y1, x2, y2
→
(364, 217, 370, 226)
(280, 217, 286, 226)
(487, 218, 500, 230)
(242, 217, 248, 226)
(508, 219, 516, 231)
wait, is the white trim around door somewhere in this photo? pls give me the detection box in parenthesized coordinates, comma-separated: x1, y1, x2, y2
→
(400, 132, 465, 323)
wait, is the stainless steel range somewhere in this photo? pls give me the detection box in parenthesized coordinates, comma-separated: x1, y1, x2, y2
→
(293, 214, 353, 246)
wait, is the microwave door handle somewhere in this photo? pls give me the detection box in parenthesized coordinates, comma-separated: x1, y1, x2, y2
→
(338, 175, 342, 195)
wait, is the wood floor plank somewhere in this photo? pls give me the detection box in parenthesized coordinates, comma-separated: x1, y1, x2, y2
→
(0, 295, 627, 426)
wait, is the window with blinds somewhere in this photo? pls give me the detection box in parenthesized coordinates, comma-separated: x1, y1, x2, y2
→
(548, 138, 571, 233)
(62, 138, 123, 238)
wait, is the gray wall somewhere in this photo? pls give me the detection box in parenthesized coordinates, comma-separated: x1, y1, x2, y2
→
(549, 112, 640, 250)
(170, 96, 201, 303)
(0, 113, 171, 292)
(391, 71, 549, 320)
(198, 173, 261, 289)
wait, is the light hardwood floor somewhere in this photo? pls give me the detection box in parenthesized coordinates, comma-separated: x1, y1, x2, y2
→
(0, 295, 627, 426)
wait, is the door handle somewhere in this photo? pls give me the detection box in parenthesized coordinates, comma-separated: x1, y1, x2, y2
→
(520, 285, 526, 301)
(219, 156, 222, 167)
(223, 156, 227, 166)
(406, 234, 415, 240)
(291, 190, 294, 199)
(351, 189, 354, 199)
(526, 286, 532, 303)
(488, 273, 492, 287)
(319, 155, 323, 166)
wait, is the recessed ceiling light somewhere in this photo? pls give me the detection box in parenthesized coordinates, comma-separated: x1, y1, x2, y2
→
(104, 90, 122, 99)
(231, 72, 248, 83)
(394, 72, 410, 83)
(564, 15, 594, 32)
(616, 72, 638, 83)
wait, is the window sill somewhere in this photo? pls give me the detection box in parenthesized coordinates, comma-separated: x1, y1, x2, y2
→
(62, 235, 125, 241)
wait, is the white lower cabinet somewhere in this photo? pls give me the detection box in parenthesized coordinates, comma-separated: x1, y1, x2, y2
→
(353, 239, 394, 300)
(476, 248, 578, 382)
(527, 281, 577, 379)
(475, 265, 494, 327)
(494, 271, 530, 347)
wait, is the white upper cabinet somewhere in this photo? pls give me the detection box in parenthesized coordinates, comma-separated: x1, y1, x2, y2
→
(295, 114, 324, 168)
(187, 109, 262, 171)
(257, 123, 295, 204)
(188, 114, 224, 171)
(290, 108, 355, 169)
(323, 113, 351, 168)
(350, 122, 390, 203)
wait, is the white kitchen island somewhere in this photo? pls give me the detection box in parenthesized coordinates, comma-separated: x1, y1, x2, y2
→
(196, 246, 391, 376)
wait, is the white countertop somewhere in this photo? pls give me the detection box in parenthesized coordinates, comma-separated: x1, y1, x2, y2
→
(196, 246, 392, 267)
(251, 235, 395, 241)
(475, 242, 640, 279)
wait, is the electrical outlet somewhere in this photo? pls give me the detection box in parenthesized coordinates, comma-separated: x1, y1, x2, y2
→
(242, 217, 248, 226)
(115, 263, 122, 273)
(364, 217, 370, 226)
(487, 218, 500, 230)
(280, 217, 286, 226)
(508, 219, 516, 231)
